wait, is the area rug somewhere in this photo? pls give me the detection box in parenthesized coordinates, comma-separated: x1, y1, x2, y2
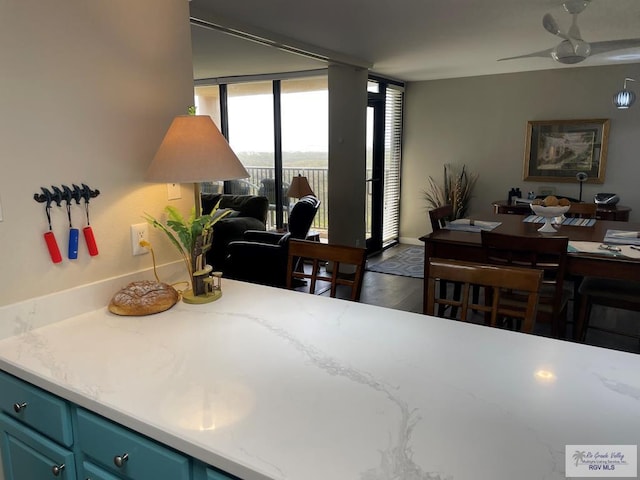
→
(367, 246, 424, 278)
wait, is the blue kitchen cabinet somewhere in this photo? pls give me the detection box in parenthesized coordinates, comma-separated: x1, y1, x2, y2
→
(80, 460, 126, 480)
(75, 408, 190, 480)
(204, 468, 238, 480)
(0, 370, 73, 447)
(193, 460, 238, 480)
(0, 414, 76, 480)
(0, 370, 76, 480)
(1, 371, 240, 480)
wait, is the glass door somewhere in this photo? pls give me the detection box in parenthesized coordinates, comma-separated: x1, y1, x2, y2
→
(365, 79, 403, 254)
(365, 95, 384, 253)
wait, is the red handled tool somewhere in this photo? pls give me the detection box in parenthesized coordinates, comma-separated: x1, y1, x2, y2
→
(40, 188, 62, 264)
(79, 184, 99, 256)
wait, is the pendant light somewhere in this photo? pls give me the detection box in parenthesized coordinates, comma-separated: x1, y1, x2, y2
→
(612, 78, 636, 109)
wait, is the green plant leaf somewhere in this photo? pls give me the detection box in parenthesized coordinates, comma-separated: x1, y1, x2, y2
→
(143, 212, 187, 258)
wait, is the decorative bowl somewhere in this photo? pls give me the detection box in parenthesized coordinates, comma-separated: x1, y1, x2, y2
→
(530, 204, 570, 232)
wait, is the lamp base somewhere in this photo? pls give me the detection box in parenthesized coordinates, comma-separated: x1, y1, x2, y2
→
(182, 289, 222, 304)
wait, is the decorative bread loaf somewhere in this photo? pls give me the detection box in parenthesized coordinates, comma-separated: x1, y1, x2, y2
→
(108, 280, 179, 316)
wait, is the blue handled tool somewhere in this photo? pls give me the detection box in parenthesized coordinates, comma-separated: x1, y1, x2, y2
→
(62, 185, 79, 259)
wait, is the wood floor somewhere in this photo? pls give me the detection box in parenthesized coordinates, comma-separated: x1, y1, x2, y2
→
(356, 244, 640, 355)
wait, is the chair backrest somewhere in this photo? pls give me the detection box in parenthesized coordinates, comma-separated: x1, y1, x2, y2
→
(288, 195, 320, 239)
(481, 231, 568, 321)
(286, 239, 367, 301)
(426, 258, 543, 333)
(259, 178, 289, 204)
(566, 202, 597, 219)
(429, 205, 453, 231)
(201, 193, 269, 223)
(225, 179, 251, 196)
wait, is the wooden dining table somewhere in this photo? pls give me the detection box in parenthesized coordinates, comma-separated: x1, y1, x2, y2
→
(420, 214, 640, 322)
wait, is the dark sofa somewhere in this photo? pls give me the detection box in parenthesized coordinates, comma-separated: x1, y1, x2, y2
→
(224, 195, 320, 287)
(201, 193, 269, 270)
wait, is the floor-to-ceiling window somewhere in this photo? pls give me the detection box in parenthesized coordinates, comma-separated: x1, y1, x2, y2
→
(195, 73, 329, 234)
(194, 73, 401, 244)
(365, 78, 404, 251)
(280, 76, 328, 233)
(226, 81, 278, 224)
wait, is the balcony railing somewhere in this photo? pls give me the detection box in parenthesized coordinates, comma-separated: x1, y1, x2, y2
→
(202, 166, 377, 237)
(202, 167, 329, 231)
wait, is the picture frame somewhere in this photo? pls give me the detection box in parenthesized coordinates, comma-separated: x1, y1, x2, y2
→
(523, 119, 610, 183)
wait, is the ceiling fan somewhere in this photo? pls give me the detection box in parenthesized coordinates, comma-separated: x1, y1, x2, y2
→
(499, 0, 640, 64)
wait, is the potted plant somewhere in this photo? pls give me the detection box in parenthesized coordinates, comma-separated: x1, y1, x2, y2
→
(144, 202, 231, 303)
(424, 163, 478, 219)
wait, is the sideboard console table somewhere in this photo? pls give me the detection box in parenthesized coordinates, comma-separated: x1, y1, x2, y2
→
(492, 200, 631, 221)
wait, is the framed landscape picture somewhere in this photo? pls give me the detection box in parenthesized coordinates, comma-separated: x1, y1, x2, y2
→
(523, 119, 610, 183)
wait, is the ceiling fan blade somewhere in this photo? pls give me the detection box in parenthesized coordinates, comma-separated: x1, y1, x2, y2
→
(588, 38, 640, 56)
(543, 13, 565, 38)
(498, 48, 554, 62)
(542, 12, 584, 54)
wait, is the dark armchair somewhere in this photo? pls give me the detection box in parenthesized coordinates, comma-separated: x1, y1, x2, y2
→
(201, 193, 269, 270)
(225, 195, 321, 287)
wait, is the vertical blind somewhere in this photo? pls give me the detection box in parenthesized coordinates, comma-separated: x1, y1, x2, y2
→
(382, 84, 404, 244)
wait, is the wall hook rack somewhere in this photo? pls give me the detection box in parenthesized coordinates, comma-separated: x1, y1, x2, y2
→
(34, 184, 100, 207)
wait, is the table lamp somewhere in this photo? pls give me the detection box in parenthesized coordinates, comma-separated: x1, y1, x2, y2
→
(286, 174, 315, 198)
(146, 114, 249, 304)
(146, 114, 249, 216)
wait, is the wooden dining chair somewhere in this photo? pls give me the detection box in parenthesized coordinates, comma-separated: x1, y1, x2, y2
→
(575, 277, 640, 342)
(426, 258, 543, 333)
(428, 204, 468, 315)
(481, 231, 570, 337)
(429, 204, 482, 316)
(429, 204, 453, 231)
(286, 239, 367, 301)
(563, 201, 598, 327)
(566, 202, 598, 219)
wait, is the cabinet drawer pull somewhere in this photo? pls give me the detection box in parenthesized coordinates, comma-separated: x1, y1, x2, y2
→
(113, 453, 129, 467)
(51, 463, 65, 476)
(13, 402, 27, 413)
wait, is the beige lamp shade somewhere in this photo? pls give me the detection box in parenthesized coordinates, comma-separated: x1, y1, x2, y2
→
(286, 174, 315, 198)
(146, 115, 249, 183)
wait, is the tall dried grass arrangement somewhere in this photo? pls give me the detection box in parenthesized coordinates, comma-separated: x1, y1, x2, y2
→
(424, 164, 478, 219)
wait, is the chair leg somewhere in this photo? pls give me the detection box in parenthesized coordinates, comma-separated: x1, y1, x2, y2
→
(437, 280, 448, 317)
(571, 278, 582, 334)
(471, 285, 480, 313)
(451, 282, 461, 318)
(437, 280, 461, 318)
(575, 293, 592, 342)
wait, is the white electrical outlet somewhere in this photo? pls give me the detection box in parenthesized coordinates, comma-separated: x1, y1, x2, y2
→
(131, 223, 149, 256)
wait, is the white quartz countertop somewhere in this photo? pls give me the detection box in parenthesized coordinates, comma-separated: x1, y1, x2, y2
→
(1, 278, 639, 480)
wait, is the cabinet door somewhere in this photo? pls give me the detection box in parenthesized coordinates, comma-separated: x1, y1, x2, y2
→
(81, 461, 122, 480)
(0, 371, 73, 447)
(192, 460, 238, 480)
(0, 414, 76, 480)
(75, 408, 190, 480)
(205, 468, 238, 480)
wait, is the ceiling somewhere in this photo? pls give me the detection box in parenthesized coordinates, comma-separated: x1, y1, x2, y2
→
(189, 0, 640, 83)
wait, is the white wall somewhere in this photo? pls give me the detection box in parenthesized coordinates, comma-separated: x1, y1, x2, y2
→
(400, 64, 640, 243)
(0, 0, 195, 306)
